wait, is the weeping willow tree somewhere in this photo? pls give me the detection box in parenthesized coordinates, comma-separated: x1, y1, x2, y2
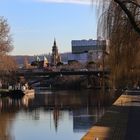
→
(96, 0, 140, 88)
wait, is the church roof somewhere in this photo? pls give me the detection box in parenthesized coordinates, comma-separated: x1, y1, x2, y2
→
(54, 38, 56, 46)
(43, 56, 49, 63)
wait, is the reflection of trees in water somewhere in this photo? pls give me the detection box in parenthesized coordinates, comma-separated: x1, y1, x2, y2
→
(0, 90, 118, 134)
(31, 90, 115, 109)
(0, 97, 22, 140)
(31, 90, 117, 131)
(0, 114, 15, 140)
(0, 96, 35, 140)
(0, 105, 15, 140)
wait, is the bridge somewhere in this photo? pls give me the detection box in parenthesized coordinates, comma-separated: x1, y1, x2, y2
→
(17, 70, 110, 77)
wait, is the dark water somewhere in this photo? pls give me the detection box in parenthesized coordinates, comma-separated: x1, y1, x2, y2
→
(0, 89, 116, 140)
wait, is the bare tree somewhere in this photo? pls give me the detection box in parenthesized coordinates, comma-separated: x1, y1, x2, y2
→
(96, 0, 140, 35)
(114, 0, 140, 35)
(0, 17, 13, 54)
(0, 17, 17, 86)
(96, 0, 140, 88)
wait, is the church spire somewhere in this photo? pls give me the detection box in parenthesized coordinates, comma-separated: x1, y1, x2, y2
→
(54, 38, 56, 46)
(51, 38, 61, 66)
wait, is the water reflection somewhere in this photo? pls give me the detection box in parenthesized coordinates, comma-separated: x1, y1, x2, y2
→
(0, 95, 35, 140)
(0, 89, 116, 140)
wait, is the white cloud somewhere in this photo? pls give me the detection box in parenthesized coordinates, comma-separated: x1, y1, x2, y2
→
(34, 0, 96, 5)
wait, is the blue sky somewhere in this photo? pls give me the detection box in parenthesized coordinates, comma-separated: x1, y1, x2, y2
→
(0, 0, 98, 55)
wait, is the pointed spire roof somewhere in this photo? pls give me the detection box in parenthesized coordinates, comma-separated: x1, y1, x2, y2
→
(53, 38, 56, 46)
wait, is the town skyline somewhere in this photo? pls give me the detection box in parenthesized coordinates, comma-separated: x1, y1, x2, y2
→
(0, 0, 98, 55)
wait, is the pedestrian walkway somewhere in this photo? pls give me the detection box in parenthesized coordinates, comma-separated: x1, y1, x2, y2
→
(81, 90, 140, 140)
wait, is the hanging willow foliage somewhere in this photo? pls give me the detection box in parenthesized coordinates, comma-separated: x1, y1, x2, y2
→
(96, 0, 140, 88)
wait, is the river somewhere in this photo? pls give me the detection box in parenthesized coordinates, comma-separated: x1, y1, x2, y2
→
(0, 89, 117, 140)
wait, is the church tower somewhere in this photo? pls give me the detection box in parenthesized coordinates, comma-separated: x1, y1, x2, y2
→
(51, 39, 61, 65)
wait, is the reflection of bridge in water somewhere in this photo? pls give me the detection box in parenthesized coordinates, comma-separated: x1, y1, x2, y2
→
(0, 90, 114, 111)
(31, 91, 112, 109)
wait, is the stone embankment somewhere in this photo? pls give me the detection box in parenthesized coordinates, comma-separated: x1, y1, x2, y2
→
(81, 90, 140, 140)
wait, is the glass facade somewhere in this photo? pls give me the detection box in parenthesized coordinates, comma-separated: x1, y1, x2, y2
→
(71, 39, 106, 54)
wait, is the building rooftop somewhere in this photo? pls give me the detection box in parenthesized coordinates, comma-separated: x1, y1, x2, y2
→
(72, 39, 106, 47)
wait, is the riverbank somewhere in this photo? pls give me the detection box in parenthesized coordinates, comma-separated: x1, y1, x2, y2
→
(81, 90, 140, 140)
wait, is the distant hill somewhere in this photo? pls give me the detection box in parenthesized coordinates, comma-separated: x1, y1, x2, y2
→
(12, 55, 35, 66)
(12, 53, 71, 66)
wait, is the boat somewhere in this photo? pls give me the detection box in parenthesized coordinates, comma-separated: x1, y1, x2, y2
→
(0, 84, 35, 98)
(0, 82, 35, 98)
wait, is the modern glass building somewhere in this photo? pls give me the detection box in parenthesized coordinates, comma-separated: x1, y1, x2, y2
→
(71, 39, 106, 54)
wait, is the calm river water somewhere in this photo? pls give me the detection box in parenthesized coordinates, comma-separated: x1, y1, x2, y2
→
(0, 89, 117, 140)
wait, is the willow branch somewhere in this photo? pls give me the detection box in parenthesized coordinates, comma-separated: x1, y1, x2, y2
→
(114, 0, 140, 35)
